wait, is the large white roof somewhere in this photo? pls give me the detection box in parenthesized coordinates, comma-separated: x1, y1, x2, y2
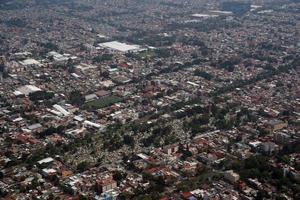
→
(38, 157, 54, 165)
(99, 41, 141, 52)
(191, 14, 218, 18)
(20, 58, 41, 66)
(16, 85, 42, 95)
(53, 104, 70, 116)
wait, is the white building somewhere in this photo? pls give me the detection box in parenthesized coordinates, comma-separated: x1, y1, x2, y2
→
(16, 85, 42, 96)
(37, 157, 54, 165)
(99, 41, 143, 53)
(19, 58, 42, 67)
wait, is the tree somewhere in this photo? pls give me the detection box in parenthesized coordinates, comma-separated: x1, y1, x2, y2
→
(79, 195, 88, 200)
(194, 70, 213, 80)
(29, 91, 54, 101)
(145, 175, 166, 194)
(117, 192, 133, 200)
(69, 90, 85, 106)
(255, 190, 270, 200)
(92, 54, 113, 63)
(113, 171, 127, 183)
(77, 161, 88, 172)
(40, 126, 64, 137)
(155, 48, 171, 58)
(67, 59, 75, 73)
(47, 193, 54, 200)
(181, 149, 193, 160)
(123, 134, 135, 147)
(31, 176, 40, 189)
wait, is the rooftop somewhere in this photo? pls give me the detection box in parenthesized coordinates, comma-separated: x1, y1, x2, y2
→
(99, 41, 142, 52)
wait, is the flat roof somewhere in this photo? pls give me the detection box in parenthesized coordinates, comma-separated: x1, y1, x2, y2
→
(17, 85, 42, 95)
(38, 157, 54, 165)
(20, 58, 41, 66)
(191, 14, 218, 18)
(99, 41, 141, 52)
(28, 123, 42, 130)
(209, 10, 233, 15)
(75, 63, 97, 71)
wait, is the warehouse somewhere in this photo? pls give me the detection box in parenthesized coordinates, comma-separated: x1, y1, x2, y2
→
(16, 85, 42, 96)
(99, 41, 143, 53)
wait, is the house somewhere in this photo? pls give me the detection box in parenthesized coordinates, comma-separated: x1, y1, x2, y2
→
(28, 123, 43, 132)
(260, 142, 278, 155)
(112, 75, 131, 84)
(163, 143, 179, 155)
(16, 85, 42, 96)
(274, 132, 290, 144)
(47, 51, 72, 66)
(19, 58, 42, 67)
(266, 119, 287, 132)
(224, 170, 240, 184)
(100, 80, 115, 88)
(85, 94, 98, 102)
(95, 90, 110, 98)
(181, 161, 198, 174)
(95, 176, 117, 194)
(37, 157, 54, 167)
(11, 133, 37, 144)
(42, 168, 57, 177)
(181, 192, 197, 200)
(6, 61, 25, 73)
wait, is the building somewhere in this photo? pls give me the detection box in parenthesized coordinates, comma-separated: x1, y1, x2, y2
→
(85, 94, 98, 102)
(6, 61, 25, 73)
(95, 90, 110, 98)
(37, 157, 54, 167)
(163, 143, 179, 155)
(95, 176, 117, 194)
(260, 142, 277, 155)
(274, 132, 290, 144)
(99, 41, 143, 53)
(266, 119, 288, 132)
(111, 75, 132, 84)
(47, 51, 76, 66)
(224, 170, 240, 184)
(16, 85, 42, 96)
(19, 58, 42, 67)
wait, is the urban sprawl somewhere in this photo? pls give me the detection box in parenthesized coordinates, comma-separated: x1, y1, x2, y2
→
(0, 0, 299, 200)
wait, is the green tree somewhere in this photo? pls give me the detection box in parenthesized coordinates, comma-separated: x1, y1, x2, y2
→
(69, 90, 85, 106)
(77, 161, 88, 172)
(113, 171, 127, 183)
(194, 70, 213, 80)
(29, 91, 54, 101)
(123, 134, 135, 147)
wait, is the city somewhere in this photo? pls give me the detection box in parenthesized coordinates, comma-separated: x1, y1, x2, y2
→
(0, 0, 299, 199)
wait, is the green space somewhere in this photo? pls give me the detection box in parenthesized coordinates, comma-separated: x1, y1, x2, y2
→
(126, 48, 172, 60)
(136, 50, 157, 59)
(83, 96, 122, 110)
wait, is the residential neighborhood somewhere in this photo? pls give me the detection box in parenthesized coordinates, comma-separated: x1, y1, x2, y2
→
(0, 0, 299, 199)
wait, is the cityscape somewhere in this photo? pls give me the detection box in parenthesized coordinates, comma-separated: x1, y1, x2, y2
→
(0, 0, 299, 199)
